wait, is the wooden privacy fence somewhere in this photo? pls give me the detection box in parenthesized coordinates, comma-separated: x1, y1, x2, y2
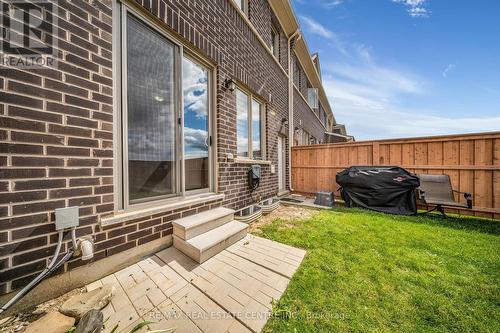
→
(291, 132, 500, 219)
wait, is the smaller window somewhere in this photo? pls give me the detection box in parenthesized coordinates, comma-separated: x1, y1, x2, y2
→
(293, 57, 301, 89)
(252, 98, 262, 159)
(236, 88, 265, 160)
(271, 25, 279, 60)
(234, 0, 247, 15)
(307, 88, 319, 109)
(236, 89, 249, 157)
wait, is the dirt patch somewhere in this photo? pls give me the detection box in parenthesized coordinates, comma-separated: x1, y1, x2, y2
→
(249, 204, 320, 234)
(0, 287, 85, 333)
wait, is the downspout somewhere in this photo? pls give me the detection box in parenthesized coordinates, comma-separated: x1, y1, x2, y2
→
(287, 29, 301, 192)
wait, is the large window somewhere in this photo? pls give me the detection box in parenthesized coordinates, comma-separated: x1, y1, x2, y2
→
(120, 10, 212, 207)
(236, 88, 264, 159)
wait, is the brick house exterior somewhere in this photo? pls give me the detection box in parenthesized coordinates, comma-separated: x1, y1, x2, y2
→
(0, 0, 344, 301)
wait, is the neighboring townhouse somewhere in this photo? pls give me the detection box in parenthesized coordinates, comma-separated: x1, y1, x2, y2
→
(0, 0, 347, 301)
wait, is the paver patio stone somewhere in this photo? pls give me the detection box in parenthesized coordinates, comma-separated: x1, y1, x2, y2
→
(225, 235, 306, 279)
(86, 235, 305, 333)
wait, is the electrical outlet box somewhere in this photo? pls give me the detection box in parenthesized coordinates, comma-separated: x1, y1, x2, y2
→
(55, 206, 79, 231)
(270, 164, 275, 174)
(250, 165, 261, 178)
(248, 165, 262, 191)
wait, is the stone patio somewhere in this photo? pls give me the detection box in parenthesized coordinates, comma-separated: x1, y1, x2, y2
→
(86, 235, 306, 333)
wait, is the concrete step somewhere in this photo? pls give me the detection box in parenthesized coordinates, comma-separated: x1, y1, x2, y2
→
(173, 220, 248, 263)
(172, 206, 235, 240)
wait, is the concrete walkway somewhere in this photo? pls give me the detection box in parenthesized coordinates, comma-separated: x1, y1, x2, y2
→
(86, 235, 306, 333)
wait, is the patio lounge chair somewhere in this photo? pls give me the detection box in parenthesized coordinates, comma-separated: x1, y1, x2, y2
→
(416, 174, 473, 217)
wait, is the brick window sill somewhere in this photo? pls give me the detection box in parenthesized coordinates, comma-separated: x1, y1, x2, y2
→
(100, 193, 225, 227)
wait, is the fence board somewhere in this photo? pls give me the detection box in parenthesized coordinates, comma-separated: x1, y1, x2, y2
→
(291, 132, 500, 219)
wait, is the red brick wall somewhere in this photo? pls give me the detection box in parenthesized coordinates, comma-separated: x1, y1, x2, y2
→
(0, 0, 117, 295)
(0, 0, 291, 295)
(249, 0, 289, 71)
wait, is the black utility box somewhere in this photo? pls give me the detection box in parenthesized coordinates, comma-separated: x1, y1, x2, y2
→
(314, 192, 335, 207)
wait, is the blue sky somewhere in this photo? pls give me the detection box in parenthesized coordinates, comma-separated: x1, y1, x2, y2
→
(293, 0, 500, 140)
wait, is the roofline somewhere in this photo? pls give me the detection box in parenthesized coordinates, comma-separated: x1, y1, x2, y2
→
(268, 0, 300, 36)
(331, 124, 347, 135)
(325, 132, 355, 141)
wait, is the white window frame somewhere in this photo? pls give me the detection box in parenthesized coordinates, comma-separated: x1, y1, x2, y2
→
(115, 3, 215, 210)
(236, 87, 266, 160)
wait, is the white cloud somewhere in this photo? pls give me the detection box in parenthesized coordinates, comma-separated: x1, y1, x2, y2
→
(401, 0, 426, 6)
(354, 44, 372, 63)
(393, 0, 430, 18)
(442, 63, 456, 78)
(408, 7, 429, 17)
(183, 58, 208, 119)
(328, 63, 422, 95)
(184, 127, 208, 159)
(319, 32, 500, 139)
(299, 16, 334, 39)
(298, 3, 499, 140)
(299, 15, 351, 57)
(323, 0, 343, 7)
(297, 8, 499, 140)
(323, 63, 500, 140)
(330, 96, 500, 140)
(296, 0, 343, 7)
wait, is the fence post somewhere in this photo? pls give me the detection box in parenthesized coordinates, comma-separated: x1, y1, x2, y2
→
(373, 142, 380, 165)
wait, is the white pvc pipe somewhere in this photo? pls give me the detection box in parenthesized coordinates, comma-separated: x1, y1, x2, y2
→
(80, 239, 94, 261)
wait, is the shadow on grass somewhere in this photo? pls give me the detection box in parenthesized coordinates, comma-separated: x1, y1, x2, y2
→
(330, 206, 500, 236)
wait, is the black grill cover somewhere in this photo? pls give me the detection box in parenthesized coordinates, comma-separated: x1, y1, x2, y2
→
(336, 166, 420, 216)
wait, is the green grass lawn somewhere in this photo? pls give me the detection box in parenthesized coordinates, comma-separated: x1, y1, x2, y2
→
(257, 208, 500, 333)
